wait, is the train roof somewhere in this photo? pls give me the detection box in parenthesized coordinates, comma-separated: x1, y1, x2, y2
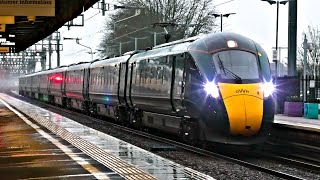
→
(153, 36, 201, 49)
(130, 41, 191, 61)
(188, 32, 257, 54)
(47, 66, 68, 74)
(66, 61, 91, 71)
(90, 55, 131, 68)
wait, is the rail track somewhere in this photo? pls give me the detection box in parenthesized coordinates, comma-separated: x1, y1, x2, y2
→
(9, 92, 312, 180)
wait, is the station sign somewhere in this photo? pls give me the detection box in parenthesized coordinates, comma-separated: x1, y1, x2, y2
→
(0, 16, 15, 24)
(272, 49, 278, 62)
(0, 24, 5, 32)
(0, 0, 55, 16)
(0, 47, 9, 53)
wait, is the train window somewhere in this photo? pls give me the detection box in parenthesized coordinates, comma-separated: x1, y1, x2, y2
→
(156, 67, 162, 84)
(139, 69, 142, 85)
(134, 67, 138, 85)
(213, 50, 259, 80)
(162, 67, 165, 84)
(151, 67, 157, 84)
(101, 74, 104, 86)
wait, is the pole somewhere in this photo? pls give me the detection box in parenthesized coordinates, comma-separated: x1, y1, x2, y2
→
(220, 14, 223, 32)
(119, 42, 122, 55)
(41, 40, 46, 70)
(274, 1, 279, 78)
(303, 34, 308, 102)
(279, 48, 281, 76)
(90, 49, 93, 61)
(135, 38, 138, 50)
(57, 38, 60, 67)
(48, 35, 52, 69)
(154, 32, 157, 46)
(276, 1, 279, 52)
(288, 0, 297, 76)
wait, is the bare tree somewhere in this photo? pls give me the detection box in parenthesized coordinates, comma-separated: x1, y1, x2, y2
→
(297, 26, 320, 76)
(99, 0, 217, 57)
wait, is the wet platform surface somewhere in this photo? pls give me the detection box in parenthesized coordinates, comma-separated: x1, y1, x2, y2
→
(274, 114, 320, 132)
(0, 97, 122, 179)
(0, 93, 214, 180)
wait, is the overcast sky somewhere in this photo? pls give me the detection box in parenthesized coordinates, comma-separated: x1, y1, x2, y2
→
(36, 0, 320, 70)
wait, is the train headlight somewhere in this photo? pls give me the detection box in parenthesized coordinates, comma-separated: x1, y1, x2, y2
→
(261, 81, 275, 98)
(204, 81, 220, 98)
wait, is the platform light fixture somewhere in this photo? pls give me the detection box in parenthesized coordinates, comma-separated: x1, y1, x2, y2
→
(210, 13, 236, 32)
(261, 0, 288, 77)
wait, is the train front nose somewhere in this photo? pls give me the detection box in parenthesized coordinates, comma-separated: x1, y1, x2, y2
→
(218, 83, 264, 136)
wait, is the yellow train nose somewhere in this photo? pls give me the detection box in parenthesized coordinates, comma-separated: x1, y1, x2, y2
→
(218, 83, 264, 136)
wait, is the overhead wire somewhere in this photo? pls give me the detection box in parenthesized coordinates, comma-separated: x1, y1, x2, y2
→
(213, 0, 236, 7)
(64, 49, 87, 56)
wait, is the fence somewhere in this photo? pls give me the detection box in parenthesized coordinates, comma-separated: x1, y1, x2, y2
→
(300, 75, 320, 103)
(274, 76, 320, 114)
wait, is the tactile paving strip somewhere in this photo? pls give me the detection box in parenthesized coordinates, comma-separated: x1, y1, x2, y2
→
(0, 94, 155, 180)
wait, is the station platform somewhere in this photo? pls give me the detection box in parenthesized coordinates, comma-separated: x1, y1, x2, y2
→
(0, 96, 119, 179)
(274, 114, 320, 132)
(0, 93, 213, 180)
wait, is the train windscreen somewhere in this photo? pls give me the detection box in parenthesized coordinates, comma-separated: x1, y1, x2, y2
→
(212, 50, 259, 81)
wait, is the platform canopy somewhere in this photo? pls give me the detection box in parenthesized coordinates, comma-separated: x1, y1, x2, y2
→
(0, 0, 99, 53)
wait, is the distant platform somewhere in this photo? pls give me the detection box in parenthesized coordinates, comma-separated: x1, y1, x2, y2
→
(274, 114, 320, 132)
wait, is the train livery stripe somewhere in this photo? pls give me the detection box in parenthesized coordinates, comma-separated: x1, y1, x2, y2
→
(218, 83, 263, 136)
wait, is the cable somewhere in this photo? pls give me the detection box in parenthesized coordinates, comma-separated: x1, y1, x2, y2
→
(64, 49, 87, 56)
(213, 0, 236, 7)
(85, 12, 100, 21)
(112, 26, 150, 41)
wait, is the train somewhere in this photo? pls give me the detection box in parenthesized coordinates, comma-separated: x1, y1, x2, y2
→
(19, 32, 275, 145)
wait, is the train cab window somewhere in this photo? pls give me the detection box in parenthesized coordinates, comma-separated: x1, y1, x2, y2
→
(212, 50, 259, 81)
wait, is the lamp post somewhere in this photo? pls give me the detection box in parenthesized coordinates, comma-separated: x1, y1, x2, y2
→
(211, 13, 236, 32)
(261, 0, 288, 77)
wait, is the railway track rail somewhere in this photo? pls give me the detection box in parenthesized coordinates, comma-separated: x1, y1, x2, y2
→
(261, 141, 320, 170)
(9, 92, 307, 180)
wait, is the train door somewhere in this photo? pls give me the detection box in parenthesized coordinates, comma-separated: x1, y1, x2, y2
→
(83, 68, 90, 100)
(118, 62, 127, 105)
(184, 54, 204, 117)
(172, 53, 186, 112)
